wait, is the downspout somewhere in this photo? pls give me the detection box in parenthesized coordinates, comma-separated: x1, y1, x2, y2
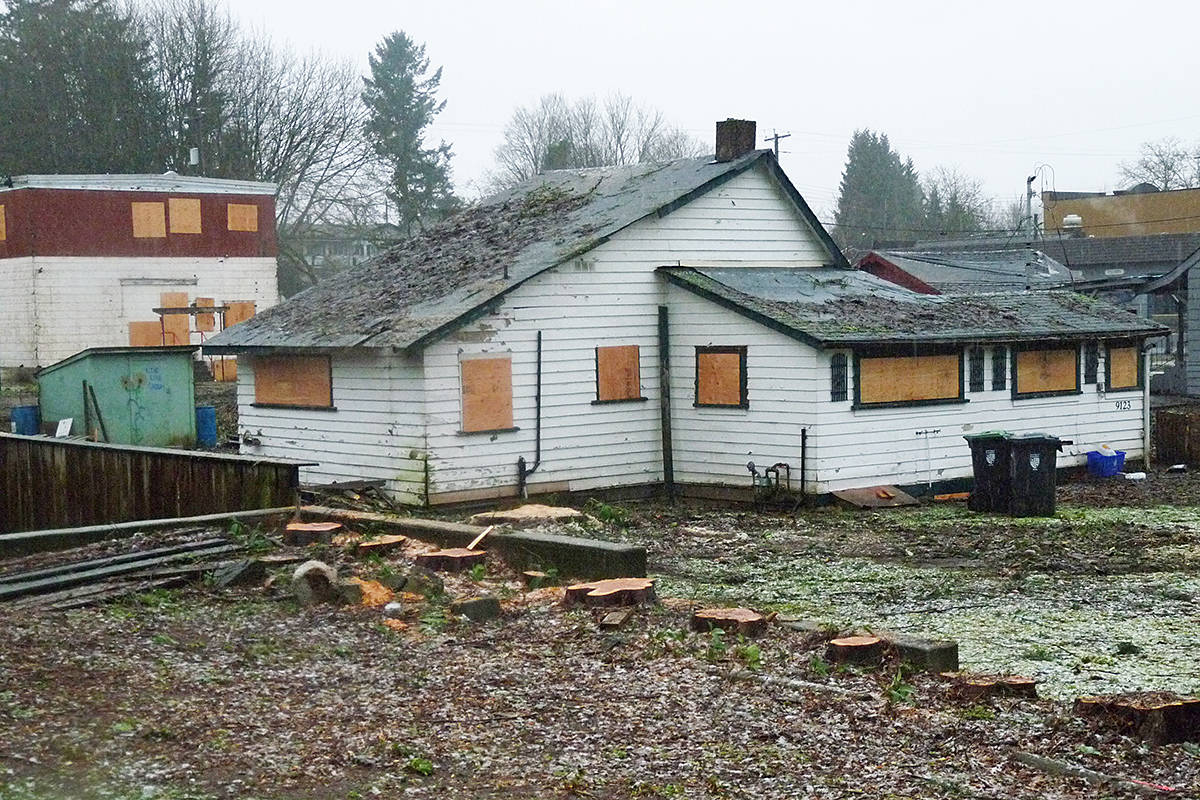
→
(800, 427, 807, 502)
(658, 306, 675, 500)
(1143, 342, 1152, 470)
(517, 330, 542, 496)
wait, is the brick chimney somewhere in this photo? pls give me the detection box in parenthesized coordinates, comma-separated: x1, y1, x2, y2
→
(715, 119, 757, 162)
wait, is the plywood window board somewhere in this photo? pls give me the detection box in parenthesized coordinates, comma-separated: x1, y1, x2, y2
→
(128, 321, 163, 347)
(461, 356, 514, 432)
(227, 203, 259, 232)
(695, 346, 747, 408)
(0, 204, 6, 241)
(159, 291, 190, 345)
(194, 297, 215, 332)
(1107, 345, 1139, 390)
(253, 355, 332, 408)
(168, 198, 202, 234)
(858, 353, 961, 406)
(212, 357, 237, 382)
(131, 202, 167, 238)
(595, 345, 642, 402)
(224, 300, 256, 327)
(1015, 347, 1078, 396)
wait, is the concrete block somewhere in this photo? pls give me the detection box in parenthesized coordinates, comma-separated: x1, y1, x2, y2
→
(450, 595, 501, 622)
(886, 632, 959, 673)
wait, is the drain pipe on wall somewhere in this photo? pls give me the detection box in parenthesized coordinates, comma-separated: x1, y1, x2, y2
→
(517, 330, 543, 497)
(1143, 343, 1152, 469)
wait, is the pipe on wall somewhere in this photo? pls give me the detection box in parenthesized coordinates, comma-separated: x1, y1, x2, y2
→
(517, 330, 543, 496)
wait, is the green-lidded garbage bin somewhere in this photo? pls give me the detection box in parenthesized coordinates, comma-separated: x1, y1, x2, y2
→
(964, 431, 1012, 513)
(1007, 433, 1068, 517)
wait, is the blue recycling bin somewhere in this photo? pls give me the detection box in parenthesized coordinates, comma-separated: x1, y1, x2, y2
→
(11, 405, 39, 435)
(195, 405, 217, 447)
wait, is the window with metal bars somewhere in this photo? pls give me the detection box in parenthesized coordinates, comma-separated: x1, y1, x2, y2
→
(992, 346, 1007, 391)
(968, 347, 985, 392)
(830, 352, 848, 401)
(1084, 341, 1099, 384)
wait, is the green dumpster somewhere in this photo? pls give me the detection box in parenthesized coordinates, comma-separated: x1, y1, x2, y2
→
(37, 346, 198, 447)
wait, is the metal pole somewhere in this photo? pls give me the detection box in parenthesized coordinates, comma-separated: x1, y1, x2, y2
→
(1144, 346, 1152, 470)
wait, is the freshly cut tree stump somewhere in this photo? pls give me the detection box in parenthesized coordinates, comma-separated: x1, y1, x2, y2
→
(413, 548, 486, 573)
(826, 635, 885, 666)
(284, 521, 343, 546)
(1074, 692, 1200, 744)
(942, 672, 1039, 702)
(690, 607, 768, 637)
(354, 534, 408, 555)
(563, 577, 656, 608)
(522, 570, 556, 589)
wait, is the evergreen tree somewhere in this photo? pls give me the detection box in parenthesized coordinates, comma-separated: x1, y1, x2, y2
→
(0, 0, 163, 174)
(832, 130, 924, 250)
(361, 31, 456, 237)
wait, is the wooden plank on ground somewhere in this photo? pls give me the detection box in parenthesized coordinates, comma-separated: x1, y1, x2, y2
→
(832, 485, 919, 508)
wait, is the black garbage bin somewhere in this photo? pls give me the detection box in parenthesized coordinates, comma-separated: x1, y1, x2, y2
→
(1007, 433, 1067, 517)
(964, 431, 1012, 513)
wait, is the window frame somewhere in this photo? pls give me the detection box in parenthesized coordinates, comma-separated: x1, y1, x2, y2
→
(592, 344, 647, 405)
(991, 346, 1007, 391)
(1104, 340, 1143, 393)
(830, 352, 849, 402)
(251, 354, 335, 411)
(1083, 341, 1100, 385)
(458, 354, 519, 435)
(1010, 343, 1082, 400)
(851, 345, 966, 410)
(968, 346, 985, 392)
(694, 345, 748, 409)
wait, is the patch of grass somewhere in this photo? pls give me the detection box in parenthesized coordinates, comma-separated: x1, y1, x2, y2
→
(704, 628, 727, 661)
(734, 640, 762, 671)
(226, 520, 275, 554)
(808, 653, 831, 677)
(469, 562, 487, 581)
(110, 719, 137, 735)
(1021, 644, 1054, 661)
(404, 756, 434, 776)
(958, 704, 996, 720)
(585, 498, 631, 528)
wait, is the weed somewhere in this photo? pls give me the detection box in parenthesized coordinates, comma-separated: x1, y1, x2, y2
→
(1075, 744, 1101, 757)
(419, 607, 449, 634)
(958, 704, 995, 720)
(734, 641, 762, 671)
(1182, 742, 1200, 759)
(808, 653, 831, 677)
(227, 520, 275, 554)
(704, 628, 727, 661)
(151, 633, 178, 647)
(1021, 645, 1054, 661)
(584, 498, 631, 528)
(884, 670, 916, 704)
(469, 563, 487, 582)
(110, 719, 137, 735)
(404, 756, 434, 776)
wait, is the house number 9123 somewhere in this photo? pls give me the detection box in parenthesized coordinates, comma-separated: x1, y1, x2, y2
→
(1114, 400, 1132, 411)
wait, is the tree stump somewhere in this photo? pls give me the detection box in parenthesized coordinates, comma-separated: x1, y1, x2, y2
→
(354, 534, 408, 555)
(690, 607, 768, 637)
(563, 577, 656, 608)
(284, 521, 343, 546)
(522, 570, 556, 589)
(1074, 692, 1200, 744)
(942, 672, 1039, 702)
(826, 635, 885, 666)
(413, 548, 486, 573)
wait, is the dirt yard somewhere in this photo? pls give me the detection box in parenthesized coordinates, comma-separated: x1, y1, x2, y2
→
(2, 471, 1199, 799)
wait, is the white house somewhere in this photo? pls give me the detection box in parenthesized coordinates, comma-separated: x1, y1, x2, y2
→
(0, 174, 280, 372)
(205, 121, 1164, 505)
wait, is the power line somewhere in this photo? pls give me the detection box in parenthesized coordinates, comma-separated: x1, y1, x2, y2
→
(822, 209, 1200, 237)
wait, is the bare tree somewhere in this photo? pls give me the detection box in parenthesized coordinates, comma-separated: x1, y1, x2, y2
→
(922, 167, 994, 234)
(1118, 137, 1199, 191)
(489, 93, 705, 190)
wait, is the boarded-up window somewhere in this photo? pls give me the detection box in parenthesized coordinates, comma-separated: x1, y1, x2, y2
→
(128, 321, 162, 347)
(1107, 345, 1140, 390)
(1084, 341, 1100, 384)
(168, 198, 202, 234)
(227, 203, 259, 232)
(194, 297, 215, 332)
(158, 291, 190, 345)
(0, 204, 6, 241)
(595, 345, 641, 402)
(131, 202, 167, 238)
(830, 353, 848, 402)
(695, 346, 747, 408)
(224, 301, 256, 327)
(253, 356, 333, 408)
(1015, 347, 1079, 396)
(992, 346, 1007, 391)
(461, 356, 514, 432)
(968, 347, 985, 392)
(858, 353, 961, 406)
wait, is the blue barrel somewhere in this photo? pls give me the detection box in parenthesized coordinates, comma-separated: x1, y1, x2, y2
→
(11, 405, 39, 435)
(195, 405, 217, 447)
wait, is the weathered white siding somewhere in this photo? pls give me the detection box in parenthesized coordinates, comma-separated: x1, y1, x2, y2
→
(17, 256, 278, 367)
(417, 162, 833, 501)
(664, 282, 818, 488)
(808, 346, 1145, 492)
(0, 257, 36, 367)
(237, 351, 428, 504)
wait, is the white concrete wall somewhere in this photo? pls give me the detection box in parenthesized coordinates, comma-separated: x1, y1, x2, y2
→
(237, 351, 428, 505)
(23, 255, 278, 367)
(417, 162, 834, 501)
(0, 257, 36, 367)
(808, 345, 1145, 492)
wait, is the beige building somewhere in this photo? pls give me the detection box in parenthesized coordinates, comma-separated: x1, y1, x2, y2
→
(1043, 185, 1200, 238)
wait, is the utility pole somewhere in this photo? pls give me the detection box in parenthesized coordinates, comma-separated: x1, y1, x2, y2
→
(1025, 174, 1037, 239)
(764, 129, 791, 158)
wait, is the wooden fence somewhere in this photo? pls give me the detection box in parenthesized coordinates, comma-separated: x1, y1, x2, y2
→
(1153, 406, 1200, 465)
(0, 433, 308, 533)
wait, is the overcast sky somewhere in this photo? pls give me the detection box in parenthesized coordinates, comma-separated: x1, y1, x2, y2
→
(235, 0, 1200, 222)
